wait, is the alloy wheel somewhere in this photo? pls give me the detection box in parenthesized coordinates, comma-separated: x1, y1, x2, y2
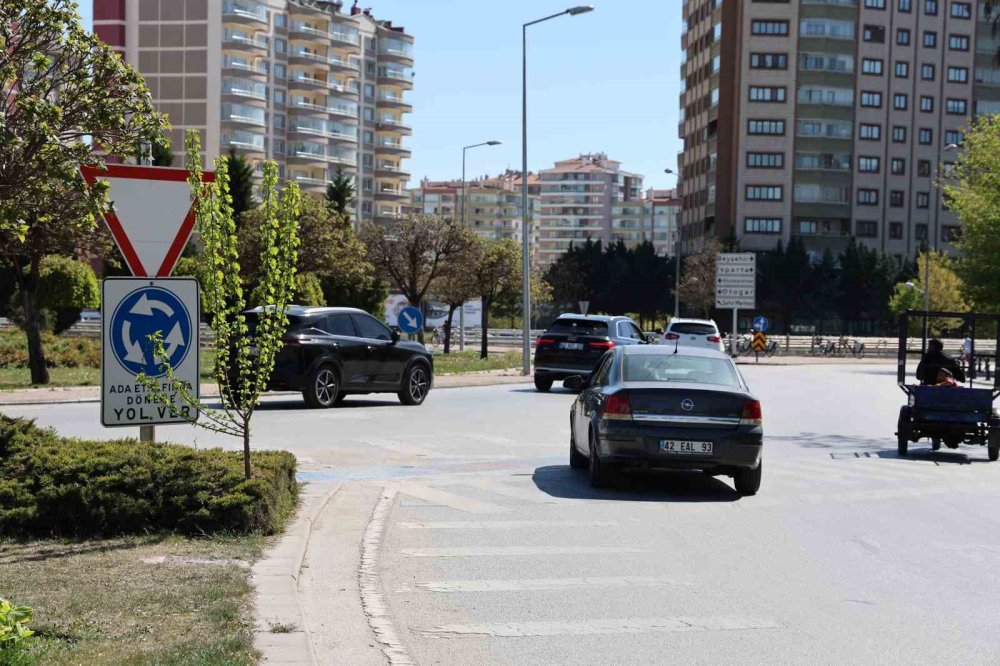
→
(315, 368, 337, 406)
(408, 367, 428, 403)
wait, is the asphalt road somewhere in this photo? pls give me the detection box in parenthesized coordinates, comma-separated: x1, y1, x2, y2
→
(8, 363, 1000, 665)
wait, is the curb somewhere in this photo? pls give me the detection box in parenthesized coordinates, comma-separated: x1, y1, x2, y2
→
(252, 480, 342, 665)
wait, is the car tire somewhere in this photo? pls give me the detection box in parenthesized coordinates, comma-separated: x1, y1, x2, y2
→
(897, 406, 911, 457)
(932, 437, 941, 451)
(398, 363, 431, 406)
(588, 431, 612, 488)
(988, 428, 1000, 462)
(534, 376, 553, 392)
(733, 460, 762, 496)
(569, 428, 587, 469)
(335, 392, 348, 405)
(303, 365, 340, 409)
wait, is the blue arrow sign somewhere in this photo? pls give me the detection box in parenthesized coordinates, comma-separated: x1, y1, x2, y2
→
(109, 285, 193, 378)
(398, 306, 424, 334)
(752, 315, 770, 333)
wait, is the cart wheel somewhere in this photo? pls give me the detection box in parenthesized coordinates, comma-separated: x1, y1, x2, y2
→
(932, 437, 941, 452)
(897, 407, 911, 457)
(989, 428, 1000, 462)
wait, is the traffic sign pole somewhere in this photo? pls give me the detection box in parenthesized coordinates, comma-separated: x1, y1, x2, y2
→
(732, 308, 738, 357)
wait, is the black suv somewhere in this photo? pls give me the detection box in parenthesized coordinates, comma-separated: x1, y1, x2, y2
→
(247, 306, 434, 408)
(533, 314, 649, 392)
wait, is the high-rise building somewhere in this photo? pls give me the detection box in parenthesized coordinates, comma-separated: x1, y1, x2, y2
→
(536, 153, 644, 268)
(678, 0, 1000, 258)
(643, 188, 682, 256)
(93, 0, 413, 226)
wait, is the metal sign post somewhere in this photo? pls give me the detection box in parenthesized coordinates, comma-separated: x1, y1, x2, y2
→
(716, 253, 756, 355)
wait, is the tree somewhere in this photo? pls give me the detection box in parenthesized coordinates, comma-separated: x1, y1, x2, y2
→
(430, 241, 481, 354)
(140, 131, 300, 479)
(944, 115, 1000, 310)
(326, 166, 355, 217)
(226, 147, 256, 223)
(0, 0, 165, 237)
(889, 252, 969, 336)
(151, 140, 175, 167)
(678, 240, 720, 318)
(31, 255, 99, 333)
(361, 214, 476, 340)
(474, 238, 521, 359)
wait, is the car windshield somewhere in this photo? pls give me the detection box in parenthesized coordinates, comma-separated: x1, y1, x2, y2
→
(547, 319, 608, 336)
(623, 354, 740, 386)
(669, 323, 717, 335)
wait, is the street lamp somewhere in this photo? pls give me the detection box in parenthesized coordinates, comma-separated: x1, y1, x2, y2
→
(460, 140, 502, 351)
(662, 168, 681, 318)
(521, 5, 595, 376)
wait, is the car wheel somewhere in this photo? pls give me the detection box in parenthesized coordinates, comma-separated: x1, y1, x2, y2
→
(932, 437, 941, 451)
(569, 426, 587, 469)
(588, 431, 612, 488)
(989, 428, 1000, 462)
(304, 365, 339, 409)
(534, 376, 553, 392)
(733, 460, 762, 496)
(335, 392, 348, 405)
(398, 363, 431, 406)
(897, 406, 911, 457)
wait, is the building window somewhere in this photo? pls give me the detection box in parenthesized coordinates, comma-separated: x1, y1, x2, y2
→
(890, 222, 903, 239)
(945, 129, 963, 145)
(863, 25, 886, 43)
(749, 86, 787, 102)
(858, 156, 881, 173)
(274, 12, 287, 28)
(862, 58, 884, 75)
(746, 152, 785, 168)
(948, 34, 969, 50)
(745, 185, 783, 201)
(923, 31, 937, 48)
(861, 91, 883, 107)
(916, 192, 930, 208)
(274, 89, 285, 104)
(919, 128, 932, 144)
(925, 0, 938, 14)
(920, 96, 934, 112)
(857, 221, 878, 237)
(897, 29, 911, 45)
(891, 158, 906, 175)
(942, 225, 961, 242)
(274, 63, 286, 78)
(951, 2, 971, 18)
(744, 218, 782, 234)
(890, 190, 905, 207)
(946, 98, 968, 114)
(865, 0, 886, 6)
(892, 126, 907, 143)
(894, 93, 908, 110)
(273, 114, 285, 129)
(947, 66, 969, 83)
(899, 0, 912, 10)
(857, 189, 879, 205)
(915, 223, 928, 240)
(363, 130, 374, 145)
(921, 63, 935, 80)
(748, 119, 785, 135)
(918, 159, 932, 176)
(275, 38, 287, 53)
(751, 20, 789, 35)
(895, 61, 909, 77)
(859, 123, 882, 140)
(364, 83, 375, 99)
(750, 53, 788, 69)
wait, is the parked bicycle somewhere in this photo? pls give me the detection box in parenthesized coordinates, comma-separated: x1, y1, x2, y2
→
(848, 338, 866, 359)
(813, 336, 838, 357)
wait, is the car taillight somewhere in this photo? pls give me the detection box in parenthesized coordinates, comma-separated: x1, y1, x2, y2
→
(707, 335, 721, 343)
(664, 333, 680, 340)
(740, 400, 762, 426)
(604, 392, 632, 420)
(536, 336, 556, 348)
(589, 340, 616, 350)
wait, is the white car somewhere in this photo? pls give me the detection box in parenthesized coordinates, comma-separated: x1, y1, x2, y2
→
(660, 318, 725, 352)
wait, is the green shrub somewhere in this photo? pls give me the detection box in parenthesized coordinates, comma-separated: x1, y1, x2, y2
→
(0, 598, 35, 653)
(293, 272, 325, 306)
(0, 330, 100, 369)
(8, 256, 100, 334)
(0, 416, 297, 537)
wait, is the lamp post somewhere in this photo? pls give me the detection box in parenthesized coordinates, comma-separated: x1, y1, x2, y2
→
(460, 140, 502, 351)
(521, 4, 594, 376)
(662, 168, 681, 318)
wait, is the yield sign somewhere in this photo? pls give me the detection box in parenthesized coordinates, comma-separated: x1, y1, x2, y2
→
(80, 164, 215, 277)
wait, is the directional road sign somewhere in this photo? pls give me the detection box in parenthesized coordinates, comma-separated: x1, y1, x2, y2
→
(753, 315, 770, 332)
(398, 306, 424, 334)
(716, 253, 756, 309)
(102, 278, 200, 427)
(81, 165, 214, 277)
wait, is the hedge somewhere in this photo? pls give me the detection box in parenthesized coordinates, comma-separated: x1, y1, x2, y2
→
(0, 330, 100, 369)
(0, 416, 297, 537)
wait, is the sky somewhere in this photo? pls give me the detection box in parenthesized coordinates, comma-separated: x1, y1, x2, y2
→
(79, 0, 681, 190)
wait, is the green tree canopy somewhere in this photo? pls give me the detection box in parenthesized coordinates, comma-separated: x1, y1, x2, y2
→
(325, 166, 355, 217)
(225, 147, 256, 223)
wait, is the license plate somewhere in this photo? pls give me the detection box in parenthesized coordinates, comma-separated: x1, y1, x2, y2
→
(659, 440, 713, 454)
(560, 342, 584, 350)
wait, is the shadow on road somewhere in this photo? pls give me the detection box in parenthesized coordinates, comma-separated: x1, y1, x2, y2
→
(531, 465, 740, 503)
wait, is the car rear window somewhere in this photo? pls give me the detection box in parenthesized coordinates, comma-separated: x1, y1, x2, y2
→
(668, 323, 717, 336)
(547, 319, 608, 336)
(623, 354, 739, 386)
(245, 313, 304, 337)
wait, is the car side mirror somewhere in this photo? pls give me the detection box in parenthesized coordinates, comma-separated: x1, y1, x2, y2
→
(390, 330, 400, 344)
(563, 375, 586, 391)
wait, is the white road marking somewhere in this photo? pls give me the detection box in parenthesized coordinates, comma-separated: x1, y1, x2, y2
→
(412, 576, 691, 593)
(415, 616, 782, 638)
(400, 545, 647, 558)
(397, 520, 618, 529)
(391, 482, 510, 514)
(449, 479, 572, 504)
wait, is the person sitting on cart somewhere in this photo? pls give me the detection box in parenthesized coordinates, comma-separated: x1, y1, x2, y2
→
(916, 338, 966, 385)
(933, 367, 959, 388)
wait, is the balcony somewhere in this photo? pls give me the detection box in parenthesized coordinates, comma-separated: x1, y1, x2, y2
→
(375, 140, 410, 156)
(290, 22, 329, 41)
(223, 56, 267, 75)
(375, 162, 409, 178)
(376, 92, 411, 110)
(289, 98, 358, 119)
(223, 29, 268, 52)
(377, 118, 412, 136)
(375, 209, 404, 221)
(222, 79, 267, 101)
(375, 186, 407, 201)
(223, 0, 267, 24)
(222, 104, 266, 127)
(378, 46, 414, 66)
(330, 27, 362, 50)
(289, 124, 356, 143)
(292, 175, 328, 189)
(222, 132, 265, 153)
(290, 48, 359, 72)
(377, 67, 413, 88)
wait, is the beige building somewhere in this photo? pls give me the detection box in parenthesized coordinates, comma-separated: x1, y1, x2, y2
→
(94, 0, 413, 226)
(678, 0, 1000, 258)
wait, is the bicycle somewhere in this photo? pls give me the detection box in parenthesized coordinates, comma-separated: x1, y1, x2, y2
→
(848, 338, 866, 359)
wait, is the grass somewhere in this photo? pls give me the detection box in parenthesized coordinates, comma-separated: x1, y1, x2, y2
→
(433, 349, 521, 375)
(0, 534, 265, 665)
(0, 349, 217, 390)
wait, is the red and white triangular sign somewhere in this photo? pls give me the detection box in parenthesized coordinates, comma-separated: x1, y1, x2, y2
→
(80, 164, 215, 277)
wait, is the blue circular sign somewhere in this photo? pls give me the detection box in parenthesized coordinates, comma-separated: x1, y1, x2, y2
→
(398, 306, 424, 334)
(110, 286, 192, 378)
(752, 315, 770, 333)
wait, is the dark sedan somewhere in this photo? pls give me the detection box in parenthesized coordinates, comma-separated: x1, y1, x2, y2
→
(566, 345, 763, 494)
(533, 314, 650, 392)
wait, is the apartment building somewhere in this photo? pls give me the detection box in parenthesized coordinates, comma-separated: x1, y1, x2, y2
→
(678, 0, 1000, 258)
(536, 153, 644, 268)
(93, 0, 413, 226)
